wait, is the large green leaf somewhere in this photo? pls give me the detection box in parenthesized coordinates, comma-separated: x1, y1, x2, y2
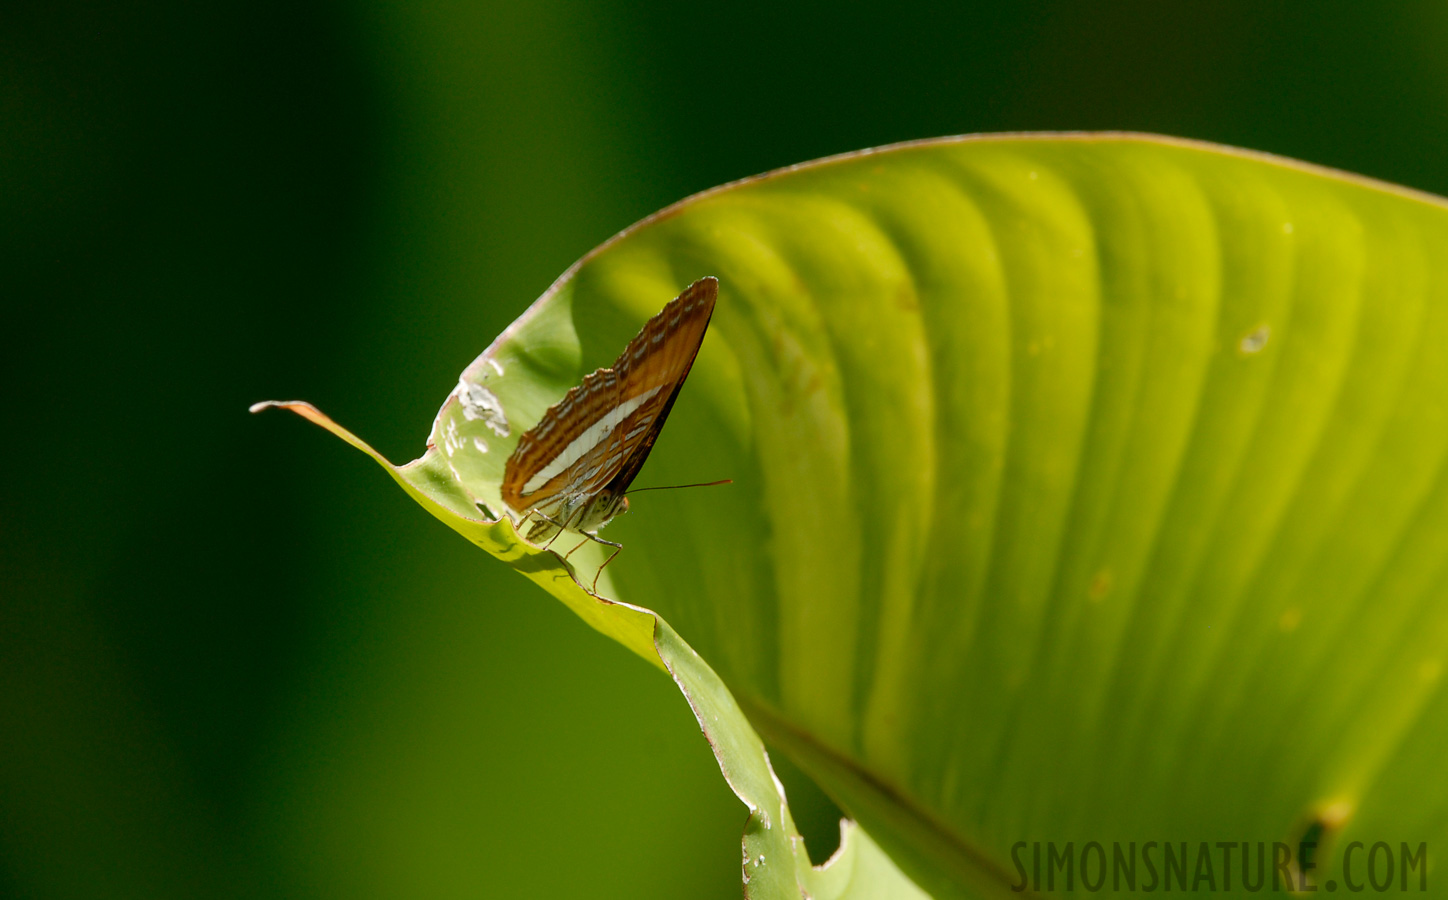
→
(260, 134, 1448, 897)
(249, 399, 930, 898)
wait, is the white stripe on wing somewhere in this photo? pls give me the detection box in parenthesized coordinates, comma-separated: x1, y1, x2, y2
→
(521, 385, 664, 495)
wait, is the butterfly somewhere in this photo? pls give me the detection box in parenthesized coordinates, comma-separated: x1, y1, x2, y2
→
(501, 277, 719, 589)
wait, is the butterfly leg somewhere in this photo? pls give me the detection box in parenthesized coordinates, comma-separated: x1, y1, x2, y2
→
(591, 546, 623, 595)
(574, 531, 624, 595)
(562, 536, 590, 560)
(523, 510, 621, 595)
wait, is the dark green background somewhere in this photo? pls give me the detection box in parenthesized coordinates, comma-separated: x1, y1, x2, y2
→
(4, 3, 1447, 897)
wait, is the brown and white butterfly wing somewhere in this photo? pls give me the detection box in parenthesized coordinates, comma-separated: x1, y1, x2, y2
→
(501, 277, 717, 537)
(500, 365, 618, 525)
(591, 277, 717, 499)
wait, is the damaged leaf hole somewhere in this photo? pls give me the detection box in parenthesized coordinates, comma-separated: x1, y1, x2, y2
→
(1239, 323, 1271, 355)
(1286, 802, 1352, 892)
(767, 743, 846, 865)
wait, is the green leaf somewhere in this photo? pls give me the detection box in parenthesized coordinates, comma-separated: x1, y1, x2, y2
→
(251, 397, 928, 897)
(259, 133, 1448, 898)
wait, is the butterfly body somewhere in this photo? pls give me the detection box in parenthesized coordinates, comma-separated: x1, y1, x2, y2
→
(501, 277, 718, 549)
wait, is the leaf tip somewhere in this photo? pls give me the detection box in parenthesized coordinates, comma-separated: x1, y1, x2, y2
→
(248, 399, 329, 427)
(249, 399, 324, 416)
(247, 399, 387, 464)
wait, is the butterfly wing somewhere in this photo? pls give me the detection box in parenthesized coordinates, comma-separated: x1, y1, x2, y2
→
(590, 277, 717, 498)
(500, 364, 620, 523)
(501, 277, 717, 528)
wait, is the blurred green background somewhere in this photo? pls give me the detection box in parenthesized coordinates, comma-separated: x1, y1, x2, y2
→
(5, 3, 1448, 897)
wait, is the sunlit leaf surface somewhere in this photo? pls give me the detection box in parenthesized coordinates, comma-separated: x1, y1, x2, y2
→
(263, 134, 1448, 898)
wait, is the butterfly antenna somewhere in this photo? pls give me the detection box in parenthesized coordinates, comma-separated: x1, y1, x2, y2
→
(625, 479, 732, 494)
